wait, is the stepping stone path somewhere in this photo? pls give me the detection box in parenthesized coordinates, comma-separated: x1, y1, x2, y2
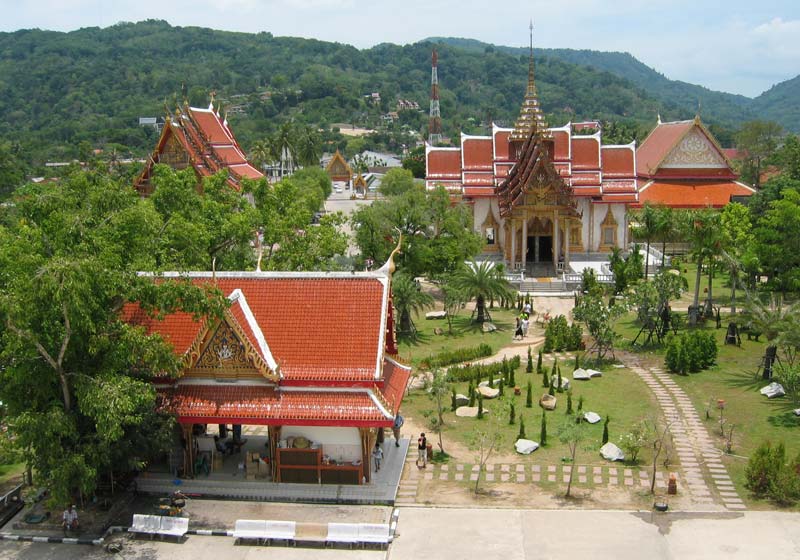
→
(628, 364, 746, 511)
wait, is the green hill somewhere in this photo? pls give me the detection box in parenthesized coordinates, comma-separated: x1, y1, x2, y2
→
(427, 36, 798, 134)
(0, 21, 793, 166)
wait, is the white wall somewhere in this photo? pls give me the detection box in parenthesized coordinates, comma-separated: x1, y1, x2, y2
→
(281, 426, 361, 463)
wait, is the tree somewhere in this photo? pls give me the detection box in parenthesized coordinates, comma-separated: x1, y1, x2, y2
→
(379, 168, 415, 197)
(517, 416, 526, 439)
(392, 273, 433, 334)
(0, 170, 228, 505)
(687, 209, 723, 324)
(294, 125, 322, 168)
(775, 134, 800, 181)
(425, 369, 450, 455)
(648, 419, 673, 494)
(536, 349, 543, 374)
(467, 414, 503, 494)
(558, 419, 587, 497)
(448, 261, 515, 324)
(526, 346, 533, 373)
(526, 380, 533, 408)
(0, 141, 27, 201)
(754, 188, 800, 294)
(540, 412, 547, 446)
(631, 203, 662, 280)
(441, 284, 465, 335)
(619, 420, 650, 464)
(720, 202, 754, 314)
(736, 120, 783, 188)
(573, 293, 628, 360)
(401, 145, 426, 178)
(249, 139, 274, 173)
(602, 416, 610, 444)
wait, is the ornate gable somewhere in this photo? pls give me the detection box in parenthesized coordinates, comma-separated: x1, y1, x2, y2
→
(183, 312, 277, 382)
(325, 150, 352, 182)
(660, 127, 728, 169)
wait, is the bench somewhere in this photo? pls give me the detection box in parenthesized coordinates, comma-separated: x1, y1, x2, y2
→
(326, 522, 360, 547)
(130, 514, 188, 540)
(233, 519, 296, 546)
(358, 523, 392, 547)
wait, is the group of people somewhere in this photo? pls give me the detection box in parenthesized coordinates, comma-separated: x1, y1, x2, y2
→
(514, 302, 533, 340)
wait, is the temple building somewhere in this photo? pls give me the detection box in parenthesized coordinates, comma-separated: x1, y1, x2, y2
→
(425, 40, 752, 277)
(121, 253, 410, 485)
(134, 101, 263, 195)
(325, 149, 353, 187)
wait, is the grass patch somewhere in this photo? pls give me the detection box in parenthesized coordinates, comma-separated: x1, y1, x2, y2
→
(398, 307, 518, 367)
(403, 355, 662, 467)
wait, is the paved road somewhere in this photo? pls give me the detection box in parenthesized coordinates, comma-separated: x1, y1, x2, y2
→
(323, 187, 376, 256)
(2, 508, 798, 559)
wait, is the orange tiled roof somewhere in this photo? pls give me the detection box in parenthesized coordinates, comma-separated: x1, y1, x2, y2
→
(426, 148, 461, 179)
(493, 128, 512, 161)
(123, 273, 388, 383)
(572, 136, 601, 170)
(381, 357, 412, 415)
(463, 186, 496, 198)
(552, 129, 571, 161)
(463, 172, 494, 186)
(636, 120, 694, 176)
(158, 385, 393, 426)
(637, 180, 754, 208)
(601, 145, 635, 178)
(462, 137, 493, 171)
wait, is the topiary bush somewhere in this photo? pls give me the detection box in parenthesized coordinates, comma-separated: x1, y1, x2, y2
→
(665, 330, 718, 374)
(447, 356, 522, 383)
(543, 315, 584, 353)
(421, 343, 493, 369)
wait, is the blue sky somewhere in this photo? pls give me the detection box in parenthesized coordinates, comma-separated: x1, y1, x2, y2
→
(1, 0, 798, 97)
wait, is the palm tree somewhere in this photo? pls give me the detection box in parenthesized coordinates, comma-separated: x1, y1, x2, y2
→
(655, 205, 675, 269)
(742, 294, 799, 378)
(449, 261, 515, 324)
(687, 209, 723, 324)
(392, 273, 433, 333)
(273, 122, 296, 178)
(631, 203, 661, 280)
(295, 125, 322, 168)
(249, 139, 273, 173)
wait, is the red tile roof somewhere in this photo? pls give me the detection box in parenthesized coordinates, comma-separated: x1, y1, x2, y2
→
(572, 136, 601, 170)
(552, 130, 571, 161)
(637, 180, 754, 208)
(571, 171, 601, 187)
(636, 120, 694, 176)
(463, 186, 496, 198)
(601, 146, 635, 178)
(463, 172, 494, 186)
(123, 273, 388, 383)
(381, 357, 412, 415)
(426, 148, 462, 179)
(158, 385, 393, 426)
(462, 137, 493, 171)
(493, 129, 512, 161)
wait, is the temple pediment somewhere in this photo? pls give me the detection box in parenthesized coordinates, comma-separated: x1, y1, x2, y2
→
(660, 128, 727, 169)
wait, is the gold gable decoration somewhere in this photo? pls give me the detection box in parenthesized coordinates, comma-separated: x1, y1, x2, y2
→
(325, 150, 352, 182)
(183, 313, 276, 381)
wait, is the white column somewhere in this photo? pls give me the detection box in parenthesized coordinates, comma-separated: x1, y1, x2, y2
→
(565, 221, 571, 267)
(553, 213, 560, 270)
(510, 220, 516, 270)
(522, 217, 528, 271)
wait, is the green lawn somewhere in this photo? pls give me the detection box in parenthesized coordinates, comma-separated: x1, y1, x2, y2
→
(0, 462, 25, 494)
(402, 352, 661, 468)
(615, 311, 800, 509)
(398, 307, 519, 367)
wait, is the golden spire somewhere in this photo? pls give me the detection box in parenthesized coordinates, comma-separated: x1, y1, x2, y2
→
(510, 20, 549, 141)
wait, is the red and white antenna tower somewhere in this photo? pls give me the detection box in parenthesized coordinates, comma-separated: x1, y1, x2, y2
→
(428, 49, 443, 145)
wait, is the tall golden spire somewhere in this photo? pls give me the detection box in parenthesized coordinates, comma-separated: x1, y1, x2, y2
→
(510, 20, 549, 141)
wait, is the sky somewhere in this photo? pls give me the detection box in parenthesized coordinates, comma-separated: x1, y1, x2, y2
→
(1, 0, 798, 98)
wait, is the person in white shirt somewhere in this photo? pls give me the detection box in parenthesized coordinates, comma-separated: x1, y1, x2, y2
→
(62, 505, 78, 532)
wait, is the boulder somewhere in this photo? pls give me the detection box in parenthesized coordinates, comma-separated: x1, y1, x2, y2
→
(793, 408, 800, 417)
(454, 394, 470, 407)
(426, 310, 447, 320)
(583, 412, 602, 424)
(573, 368, 590, 381)
(478, 381, 489, 387)
(515, 439, 540, 455)
(482, 322, 497, 333)
(455, 406, 489, 418)
(433, 327, 444, 335)
(586, 369, 603, 378)
(760, 382, 785, 399)
(552, 376, 571, 391)
(600, 442, 625, 462)
(539, 394, 557, 410)
(477, 385, 500, 399)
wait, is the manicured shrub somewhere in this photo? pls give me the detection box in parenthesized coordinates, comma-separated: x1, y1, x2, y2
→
(540, 412, 547, 446)
(526, 346, 533, 373)
(477, 393, 484, 419)
(509, 402, 516, 425)
(745, 441, 787, 498)
(536, 349, 543, 375)
(556, 367, 564, 393)
(446, 356, 521, 383)
(548, 383, 555, 397)
(451, 387, 457, 411)
(509, 368, 516, 387)
(543, 315, 584, 353)
(421, 343, 494, 369)
(665, 331, 718, 374)
(518, 416, 526, 439)
(526, 380, 533, 408)
(498, 378, 505, 396)
(468, 381, 475, 407)
(577, 395, 584, 414)
(566, 393, 573, 415)
(602, 415, 610, 444)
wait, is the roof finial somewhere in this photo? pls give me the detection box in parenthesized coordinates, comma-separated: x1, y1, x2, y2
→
(695, 98, 702, 123)
(528, 19, 535, 88)
(657, 113, 662, 125)
(379, 230, 403, 275)
(209, 90, 216, 111)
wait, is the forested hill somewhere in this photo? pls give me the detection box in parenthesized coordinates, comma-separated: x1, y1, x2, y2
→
(0, 21, 778, 165)
(428, 37, 800, 133)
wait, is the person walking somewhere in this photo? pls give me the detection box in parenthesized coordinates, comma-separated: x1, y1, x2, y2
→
(417, 433, 428, 468)
(392, 413, 404, 447)
(514, 317, 524, 340)
(521, 315, 530, 337)
(372, 442, 383, 472)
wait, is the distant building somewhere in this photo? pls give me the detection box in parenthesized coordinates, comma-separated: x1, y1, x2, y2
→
(134, 101, 263, 195)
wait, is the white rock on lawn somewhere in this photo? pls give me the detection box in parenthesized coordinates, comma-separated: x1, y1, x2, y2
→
(515, 439, 540, 454)
(587, 369, 603, 378)
(760, 382, 785, 398)
(455, 406, 489, 418)
(425, 310, 447, 319)
(573, 368, 590, 380)
(477, 385, 500, 399)
(600, 442, 625, 462)
(583, 412, 602, 424)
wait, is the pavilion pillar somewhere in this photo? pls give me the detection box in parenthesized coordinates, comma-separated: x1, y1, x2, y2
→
(510, 220, 516, 270)
(589, 204, 595, 253)
(565, 221, 571, 268)
(522, 217, 528, 271)
(268, 425, 282, 481)
(553, 212, 560, 270)
(359, 428, 377, 484)
(182, 424, 195, 478)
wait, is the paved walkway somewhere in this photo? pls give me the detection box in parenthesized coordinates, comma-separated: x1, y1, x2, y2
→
(628, 363, 745, 511)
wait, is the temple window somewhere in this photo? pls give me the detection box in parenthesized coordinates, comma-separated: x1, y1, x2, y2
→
(486, 227, 495, 245)
(569, 223, 583, 251)
(600, 209, 618, 249)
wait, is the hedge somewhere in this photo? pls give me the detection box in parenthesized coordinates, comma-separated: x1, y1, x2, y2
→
(420, 343, 493, 369)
